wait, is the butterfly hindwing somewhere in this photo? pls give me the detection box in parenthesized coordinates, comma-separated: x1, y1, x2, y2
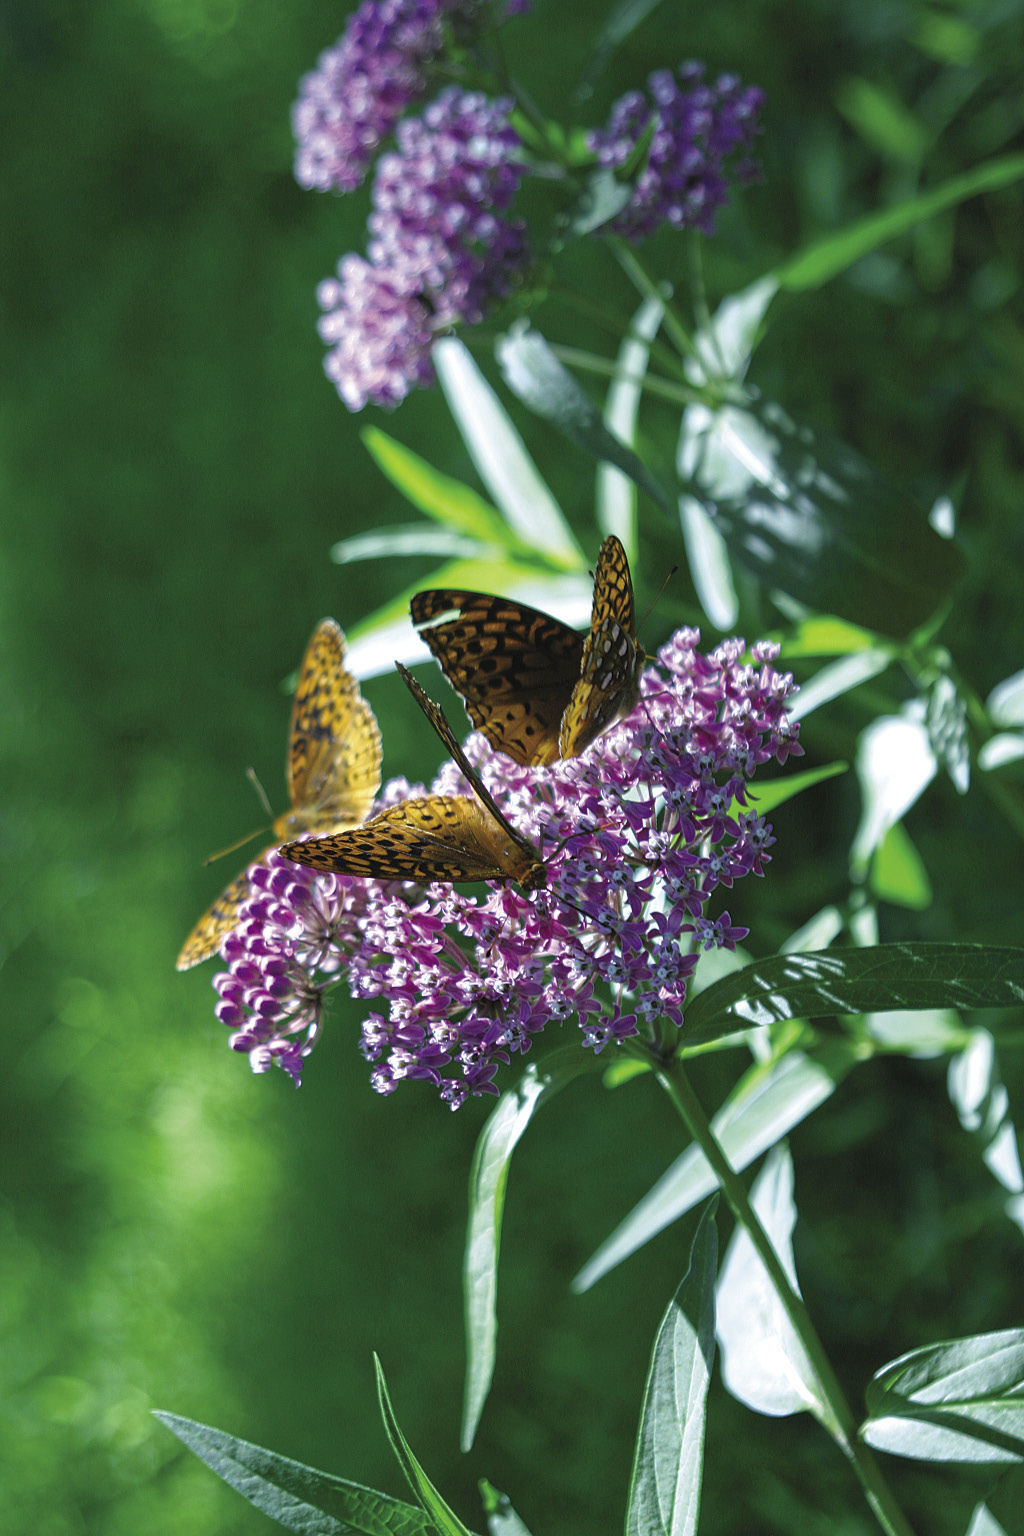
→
(177, 620, 382, 970)
(411, 537, 642, 766)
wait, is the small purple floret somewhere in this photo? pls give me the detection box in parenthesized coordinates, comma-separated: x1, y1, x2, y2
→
(205, 627, 801, 1102)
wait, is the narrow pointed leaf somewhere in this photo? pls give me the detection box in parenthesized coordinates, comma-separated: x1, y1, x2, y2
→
(154, 1412, 434, 1536)
(374, 1358, 479, 1536)
(331, 527, 495, 565)
(626, 1203, 718, 1536)
(682, 944, 1024, 1049)
(575, 0, 668, 101)
(776, 153, 1024, 291)
(851, 708, 937, 873)
(496, 324, 673, 514)
(966, 1505, 1008, 1536)
(433, 339, 580, 566)
(573, 1045, 856, 1290)
(463, 1051, 600, 1449)
(360, 428, 522, 548)
(717, 1146, 829, 1425)
(597, 293, 666, 553)
(862, 1330, 1024, 1464)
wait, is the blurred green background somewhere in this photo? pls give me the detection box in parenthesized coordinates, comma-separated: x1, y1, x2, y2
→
(2, 1, 1023, 1532)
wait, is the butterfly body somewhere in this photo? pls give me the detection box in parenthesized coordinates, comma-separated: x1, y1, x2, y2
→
(281, 665, 546, 893)
(410, 535, 643, 766)
(177, 619, 381, 970)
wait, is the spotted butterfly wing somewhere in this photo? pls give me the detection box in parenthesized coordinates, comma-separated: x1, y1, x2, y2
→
(558, 534, 644, 759)
(410, 536, 641, 766)
(281, 664, 545, 892)
(409, 588, 584, 766)
(177, 619, 382, 970)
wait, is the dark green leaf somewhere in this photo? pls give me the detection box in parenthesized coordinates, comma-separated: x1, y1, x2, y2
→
(154, 1412, 434, 1536)
(574, 0, 669, 102)
(681, 398, 965, 637)
(626, 1203, 717, 1536)
(683, 945, 1024, 1049)
(462, 1051, 600, 1450)
(862, 1330, 1024, 1464)
(374, 1358, 479, 1536)
(496, 325, 672, 514)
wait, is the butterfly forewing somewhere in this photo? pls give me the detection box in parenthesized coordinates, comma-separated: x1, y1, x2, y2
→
(177, 619, 382, 970)
(558, 536, 645, 759)
(281, 665, 545, 892)
(410, 589, 584, 766)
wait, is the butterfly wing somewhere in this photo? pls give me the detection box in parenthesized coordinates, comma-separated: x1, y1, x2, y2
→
(176, 847, 276, 971)
(559, 536, 644, 759)
(410, 589, 584, 766)
(277, 618, 382, 837)
(281, 794, 541, 887)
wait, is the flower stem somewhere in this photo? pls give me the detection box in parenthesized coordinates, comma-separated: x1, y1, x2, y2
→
(651, 1052, 917, 1536)
(606, 236, 697, 360)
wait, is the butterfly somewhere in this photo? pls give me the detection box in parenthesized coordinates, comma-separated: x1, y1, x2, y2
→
(409, 534, 644, 767)
(280, 663, 545, 892)
(176, 619, 382, 969)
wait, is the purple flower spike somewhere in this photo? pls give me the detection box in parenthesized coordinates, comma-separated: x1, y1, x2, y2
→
(292, 0, 525, 193)
(316, 88, 530, 411)
(586, 62, 764, 241)
(206, 626, 801, 1103)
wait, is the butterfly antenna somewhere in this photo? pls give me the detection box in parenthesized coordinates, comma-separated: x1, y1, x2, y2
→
(638, 564, 678, 646)
(202, 825, 268, 865)
(246, 765, 275, 819)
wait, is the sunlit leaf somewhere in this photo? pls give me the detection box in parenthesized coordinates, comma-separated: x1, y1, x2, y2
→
(433, 339, 581, 566)
(568, 166, 636, 235)
(717, 1145, 830, 1425)
(678, 499, 738, 630)
(496, 323, 673, 514)
(862, 1330, 1024, 1464)
(775, 153, 1024, 291)
(154, 1412, 434, 1536)
(987, 670, 1024, 728)
(626, 1203, 717, 1536)
(683, 944, 1024, 1048)
(949, 1030, 1024, 1238)
(787, 649, 893, 721)
(679, 397, 965, 637)
(374, 1358, 479, 1536)
(331, 527, 496, 566)
(573, 1045, 856, 1290)
(851, 707, 937, 875)
(478, 1481, 535, 1536)
(745, 760, 847, 816)
(598, 293, 666, 555)
(835, 76, 929, 163)
(926, 671, 970, 794)
(360, 429, 523, 547)
(462, 1052, 601, 1450)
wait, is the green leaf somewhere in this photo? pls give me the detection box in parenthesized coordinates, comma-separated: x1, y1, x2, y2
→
(153, 1412, 434, 1536)
(626, 1203, 717, 1536)
(597, 293, 666, 555)
(331, 527, 496, 566)
(851, 708, 937, 875)
(716, 1146, 833, 1428)
(360, 429, 521, 548)
(574, 0, 669, 102)
(433, 339, 581, 567)
(786, 649, 894, 722)
(926, 671, 971, 794)
(988, 670, 1024, 728)
(573, 1045, 856, 1291)
(495, 324, 673, 515)
(374, 1358, 479, 1536)
(834, 76, 929, 163)
(683, 944, 1024, 1049)
(862, 1330, 1024, 1464)
(568, 166, 636, 237)
(871, 822, 933, 910)
(745, 760, 847, 816)
(775, 153, 1024, 291)
(949, 1030, 1024, 1237)
(781, 614, 880, 658)
(462, 1051, 600, 1450)
(478, 1481, 535, 1536)
(679, 397, 965, 637)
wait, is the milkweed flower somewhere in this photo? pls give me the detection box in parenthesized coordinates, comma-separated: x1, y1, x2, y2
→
(292, 0, 525, 192)
(209, 630, 801, 1106)
(316, 88, 529, 410)
(586, 63, 764, 240)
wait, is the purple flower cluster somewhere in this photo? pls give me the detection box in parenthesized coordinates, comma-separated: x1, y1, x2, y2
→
(292, 0, 518, 192)
(587, 63, 764, 241)
(209, 630, 801, 1107)
(315, 88, 530, 410)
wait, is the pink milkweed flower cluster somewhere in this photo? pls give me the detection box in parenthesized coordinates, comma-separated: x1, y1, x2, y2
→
(210, 630, 801, 1108)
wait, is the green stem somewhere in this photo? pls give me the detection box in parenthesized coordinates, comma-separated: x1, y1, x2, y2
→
(652, 1053, 918, 1536)
(606, 236, 697, 361)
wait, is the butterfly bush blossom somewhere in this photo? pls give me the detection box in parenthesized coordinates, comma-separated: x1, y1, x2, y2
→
(316, 88, 530, 410)
(292, 0, 525, 192)
(212, 631, 801, 1107)
(587, 63, 765, 240)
